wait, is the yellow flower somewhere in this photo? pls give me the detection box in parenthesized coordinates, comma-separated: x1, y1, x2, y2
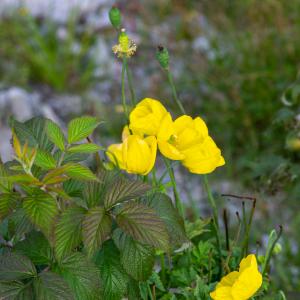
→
(107, 127, 157, 175)
(157, 114, 225, 173)
(129, 98, 168, 136)
(112, 29, 137, 58)
(210, 254, 263, 300)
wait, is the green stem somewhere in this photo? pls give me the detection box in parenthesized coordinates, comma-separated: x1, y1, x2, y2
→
(121, 57, 129, 119)
(125, 58, 136, 106)
(160, 254, 166, 283)
(163, 157, 184, 217)
(203, 175, 223, 276)
(166, 69, 186, 115)
(203, 175, 219, 228)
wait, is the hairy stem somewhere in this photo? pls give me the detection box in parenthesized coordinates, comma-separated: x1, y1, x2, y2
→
(125, 58, 136, 106)
(121, 57, 129, 119)
(163, 157, 184, 217)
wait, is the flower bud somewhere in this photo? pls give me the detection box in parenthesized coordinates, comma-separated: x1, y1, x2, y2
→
(273, 243, 282, 255)
(156, 45, 169, 69)
(109, 6, 121, 29)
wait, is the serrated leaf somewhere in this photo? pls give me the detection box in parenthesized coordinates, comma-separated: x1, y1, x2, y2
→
(6, 174, 42, 185)
(34, 271, 74, 300)
(63, 163, 97, 181)
(23, 190, 58, 236)
(67, 116, 100, 144)
(68, 143, 104, 154)
(83, 170, 118, 208)
(63, 179, 84, 198)
(57, 252, 101, 300)
(46, 120, 65, 151)
(141, 193, 187, 248)
(11, 117, 53, 152)
(35, 149, 57, 170)
(104, 178, 151, 209)
(113, 229, 155, 281)
(0, 161, 12, 192)
(0, 281, 26, 299)
(55, 206, 86, 259)
(116, 202, 169, 251)
(82, 207, 112, 257)
(0, 192, 19, 220)
(127, 278, 140, 300)
(11, 208, 34, 239)
(95, 240, 128, 300)
(148, 272, 165, 291)
(0, 252, 36, 280)
(15, 231, 52, 265)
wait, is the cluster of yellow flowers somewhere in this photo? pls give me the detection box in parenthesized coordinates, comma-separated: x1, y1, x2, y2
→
(107, 98, 225, 175)
(210, 254, 262, 300)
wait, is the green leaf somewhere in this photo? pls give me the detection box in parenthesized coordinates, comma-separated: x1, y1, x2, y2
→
(104, 178, 151, 209)
(34, 271, 74, 300)
(83, 170, 118, 208)
(67, 116, 100, 144)
(0, 281, 26, 299)
(0, 192, 19, 220)
(11, 208, 34, 239)
(127, 279, 140, 300)
(141, 193, 187, 248)
(82, 207, 112, 257)
(57, 252, 101, 300)
(46, 120, 66, 151)
(11, 117, 53, 152)
(23, 190, 58, 236)
(116, 202, 169, 251)
(0, 161, 13, 192)
(63, 179, 84, 198)
(55, 206, 86, 260)
(68, 143, 104, 154)
(113, 229, 155, 281)
(0, 252, 36, 280)
(15, 231, 52, 265)
(95, 240, 128, 300)
(63, 163, 97, 181)
(35, 149, 57, 170)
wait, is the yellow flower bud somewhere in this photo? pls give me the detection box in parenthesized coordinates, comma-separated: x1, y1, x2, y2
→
(107, 126, 157, 175)
(129, 98, 168, 136)
(210, 254, 262, 300)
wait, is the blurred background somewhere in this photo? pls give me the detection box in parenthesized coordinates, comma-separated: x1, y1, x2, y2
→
(0, 0, 299, 294)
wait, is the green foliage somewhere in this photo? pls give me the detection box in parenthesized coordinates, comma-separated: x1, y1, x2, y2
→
(67, 116, 100, 144)
(46, 120, 66, 151)
(0, 116, 186, 299)
(82, 207, 112, 257)
(0, 11, 97, 92)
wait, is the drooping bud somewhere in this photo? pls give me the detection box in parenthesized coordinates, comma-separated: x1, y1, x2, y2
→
(109, 6, 121, 29)
(156, 45, 169, 69)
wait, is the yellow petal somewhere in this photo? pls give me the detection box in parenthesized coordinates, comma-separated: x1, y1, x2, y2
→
(193, 117, 209, 139)
(232, 267, 262, 300)
(122, 125, 131, 141)
(182, 137, 225, 174)
(158, 140, 185, 160)
(107, 143, 125, 169)
(218, 271, 239, 287)
(239, 254, 258, 273)
(173, 115, 194, 135)
(129, 98, 168, 136)
(157, 113, 175, 141)
(210, 286, 234, 300)
(176, 127, 200, 150)
(123, 135, 154, 175)
(143, 136, 158, 175)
